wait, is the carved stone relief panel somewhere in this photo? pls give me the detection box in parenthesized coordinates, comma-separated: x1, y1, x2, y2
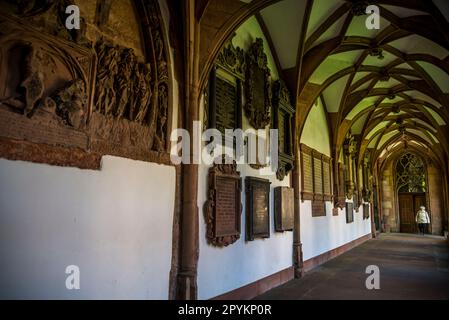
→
(90, 0, 171, 157)
(204, 159, 242, 247)
(246, 176, 271, 241)
(0, 14, 94, 152)
(0, 0, 172, 167)
(272, 80, 295, 181)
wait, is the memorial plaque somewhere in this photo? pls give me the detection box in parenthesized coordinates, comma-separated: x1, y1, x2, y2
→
(208, 68, 242, 136)
(208, 37, 244, 137)
(301, 144, 314, 200)
(323, 156, 332, 201)
(244, 38, 271, 130)
(363, 203, 370, 220)
(215, 77, 238, 134)
(272, 80, 295, 181)
(314, 156, 323, 195)
(274, 187, 294, 232)
(204, 159, 242, 247)
(354, 190, 360, 212)
(312, 200, 326, 217)
(246, 177, 271, 241)
(346, 202, 354, 223)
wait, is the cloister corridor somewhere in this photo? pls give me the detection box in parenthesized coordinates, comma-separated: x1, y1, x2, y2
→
(256, 234, 449, 300)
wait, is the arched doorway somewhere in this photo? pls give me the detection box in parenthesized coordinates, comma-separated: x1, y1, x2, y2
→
(395, 153, 427, 234)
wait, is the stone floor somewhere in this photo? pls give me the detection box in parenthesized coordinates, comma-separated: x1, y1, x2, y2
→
(255, 233, 449, 300)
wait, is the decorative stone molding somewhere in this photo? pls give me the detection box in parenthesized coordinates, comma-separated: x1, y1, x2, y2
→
(244, 38, 271, 130)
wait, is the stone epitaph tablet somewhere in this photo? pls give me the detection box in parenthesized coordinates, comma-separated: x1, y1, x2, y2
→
(300, 144, 314, 200)
(246, 177, 271, 241)
(346, 202, 354, 224)
(204, 160, 242, 247)
(274, 187, 294, 232)
(322, 155, 332, 201)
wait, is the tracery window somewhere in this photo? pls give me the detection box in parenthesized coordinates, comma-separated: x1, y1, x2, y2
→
(396, 153, 426, 193)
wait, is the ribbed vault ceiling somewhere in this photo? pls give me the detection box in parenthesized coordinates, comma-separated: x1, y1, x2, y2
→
(255, 0, 449, 167)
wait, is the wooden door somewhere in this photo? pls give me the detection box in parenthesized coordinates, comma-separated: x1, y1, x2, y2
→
(398, 194, 415, 233)
(414, 194, 426, 212)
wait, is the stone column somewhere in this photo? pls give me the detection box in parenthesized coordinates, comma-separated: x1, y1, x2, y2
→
(177, 0, 200, 300)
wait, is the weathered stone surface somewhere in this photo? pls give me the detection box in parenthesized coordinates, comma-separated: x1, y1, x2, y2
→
(0, 0, 172, 168)
(0, 137, 101, 170)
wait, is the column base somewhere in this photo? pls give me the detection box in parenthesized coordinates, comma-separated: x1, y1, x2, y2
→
(176, 272, 198, 300)
(293, 242, 304, 278)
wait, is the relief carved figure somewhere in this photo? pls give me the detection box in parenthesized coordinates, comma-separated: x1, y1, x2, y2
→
(116, 48, 137, 119)
(153, 84, 168, 151)
(0, 0, 171, 165)
(0, 39, 89, 130)
(1, 44, 45, 116)
(134, 64, 153, 124)
(50, 79, 87, 129)
(90, 0, 170, 154)
(94, 42, 119, 115)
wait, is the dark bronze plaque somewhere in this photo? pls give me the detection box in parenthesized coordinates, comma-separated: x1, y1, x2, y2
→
(215, 77, 237, 133)
(274, 187, 294, 232)
(246, 177, 271, 241)
(204, 160, 242, 247)
(363, 203, 370, 220)
(208, 38, 243, 136)
(346, 202, 354, 223)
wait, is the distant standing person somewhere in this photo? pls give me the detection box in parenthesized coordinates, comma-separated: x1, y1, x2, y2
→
(415, 206, 430, 235)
